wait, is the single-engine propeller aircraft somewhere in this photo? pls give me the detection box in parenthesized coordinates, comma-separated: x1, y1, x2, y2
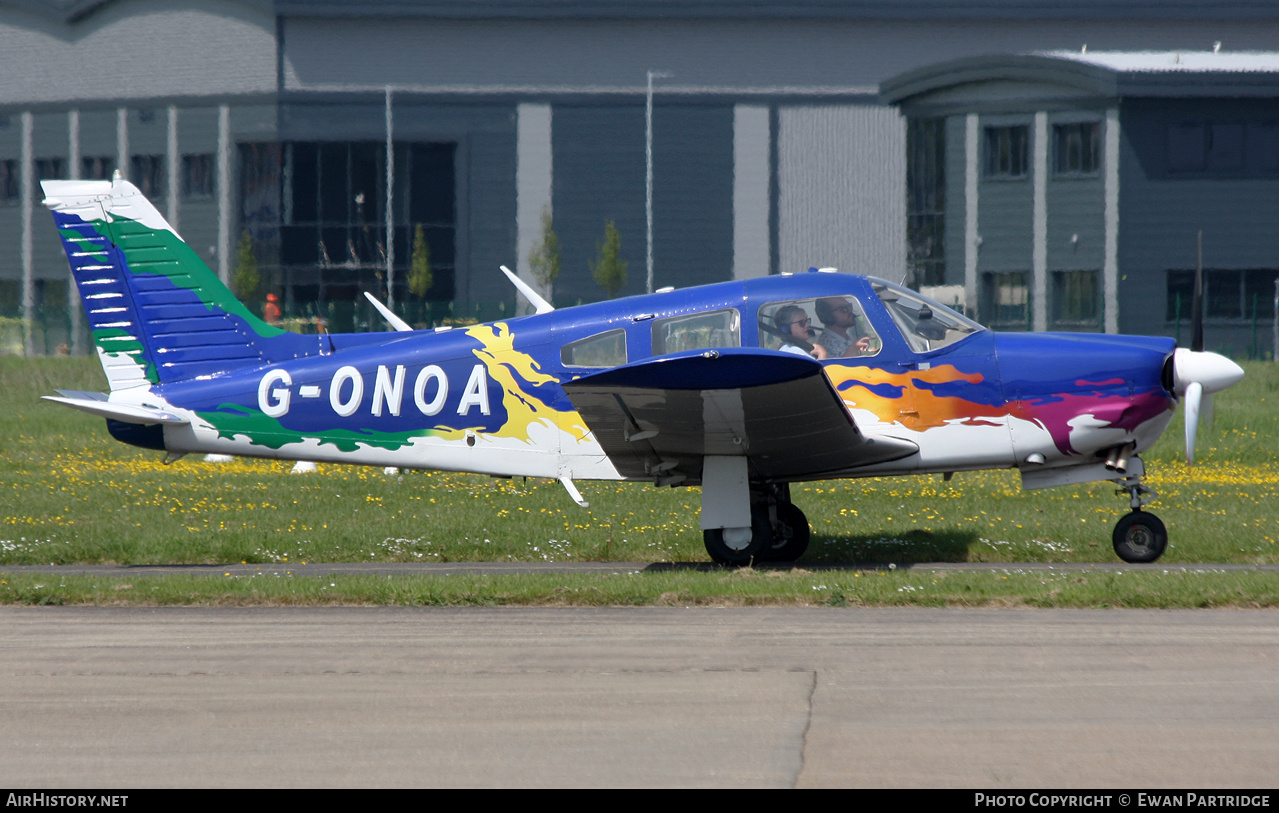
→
(41, 176, 1243, 564)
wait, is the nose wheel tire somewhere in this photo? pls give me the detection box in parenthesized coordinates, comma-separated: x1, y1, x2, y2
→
(1112, 511, 1168, 563)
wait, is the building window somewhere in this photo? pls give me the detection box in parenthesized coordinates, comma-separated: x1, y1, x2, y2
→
(985, 125, 1028, 178)
(35, 158, 65, 181)
(1053, 123, 1100, 176)
(1246, 122, 1279, 174)
(1207, 269, 1244, 318)
(130, 154, 165, 198)
(1166, 269, 1279, 321)
(907, 117, 946, 286)
(242, 140, 459, 314)
(182, 154, 214, 199)
(1168, 123, 1206, 173)
(1051, 270, 1100, 326)
(1207, 124, 1244, 172)
(981, 271, 1029, 330)
(0, 279, 19, 317)
(32, 158, 65, 200)
(81, 156, 114, 181)
(1166, 271, 1194, 321)
(1, 160, 18, 203)
(1168, 121, 1278, 175)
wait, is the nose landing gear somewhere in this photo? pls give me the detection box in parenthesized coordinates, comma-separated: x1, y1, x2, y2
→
(1113, 473, 1167, 563)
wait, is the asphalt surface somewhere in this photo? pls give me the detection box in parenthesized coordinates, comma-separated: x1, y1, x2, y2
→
(1, 606, 1276, 788)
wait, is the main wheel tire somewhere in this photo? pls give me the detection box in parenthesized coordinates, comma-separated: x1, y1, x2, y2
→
(1112, 511, 1168, 563)
(763, 502, 810, 563)
(703, 505, 773, 566)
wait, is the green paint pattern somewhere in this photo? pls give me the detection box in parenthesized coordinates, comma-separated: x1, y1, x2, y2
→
(198, 404, 438, 453)
(89, 328, 158, 384)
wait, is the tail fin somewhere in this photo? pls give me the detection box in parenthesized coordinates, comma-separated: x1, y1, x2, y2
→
(42, 177, 313, 391)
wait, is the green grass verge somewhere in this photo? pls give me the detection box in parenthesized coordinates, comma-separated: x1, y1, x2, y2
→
(1, 567, 1277, 608)
(2, 355, 1278, 606)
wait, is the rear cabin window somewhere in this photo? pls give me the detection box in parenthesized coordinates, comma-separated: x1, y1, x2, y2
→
(651, 309, 740, 355)
(561, 329, 628, 368)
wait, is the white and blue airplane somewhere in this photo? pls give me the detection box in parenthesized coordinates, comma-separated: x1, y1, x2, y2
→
(40, 176, 1243, 564)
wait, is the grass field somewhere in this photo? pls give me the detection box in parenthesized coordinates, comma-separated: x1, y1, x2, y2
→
(2, 355, 1277, 606)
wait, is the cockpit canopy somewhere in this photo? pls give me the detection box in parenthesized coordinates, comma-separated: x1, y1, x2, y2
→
(868, 277, 985, 353)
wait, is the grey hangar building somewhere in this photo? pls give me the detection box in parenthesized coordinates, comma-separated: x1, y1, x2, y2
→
(3, 0, 1279, 357)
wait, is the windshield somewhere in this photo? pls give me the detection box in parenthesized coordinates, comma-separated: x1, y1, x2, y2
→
(868, 278, 985, 353)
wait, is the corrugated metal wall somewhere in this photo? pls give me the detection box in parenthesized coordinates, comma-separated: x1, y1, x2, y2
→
(777, 104, 906, 279)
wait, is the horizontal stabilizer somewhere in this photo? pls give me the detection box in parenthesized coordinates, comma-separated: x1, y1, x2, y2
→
(563, 348, 917, 482)
(43, 390, 187, 426)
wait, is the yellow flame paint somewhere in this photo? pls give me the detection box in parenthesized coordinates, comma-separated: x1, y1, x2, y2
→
(465, 322, 591, 444)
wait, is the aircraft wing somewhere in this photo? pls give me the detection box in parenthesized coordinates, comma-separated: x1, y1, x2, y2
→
(561, 348, 917, 483)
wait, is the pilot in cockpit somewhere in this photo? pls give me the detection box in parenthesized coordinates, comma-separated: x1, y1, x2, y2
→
(814, 296, 874, 358)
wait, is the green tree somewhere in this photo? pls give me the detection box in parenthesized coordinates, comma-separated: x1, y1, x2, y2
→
(590, 219, 627, 299)
(528, 207, 561, 301)
(408, 224, 433, 299)
(230, 230, 260, 303)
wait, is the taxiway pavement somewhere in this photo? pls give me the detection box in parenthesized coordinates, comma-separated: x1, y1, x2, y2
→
(1, 607, 1276, 788)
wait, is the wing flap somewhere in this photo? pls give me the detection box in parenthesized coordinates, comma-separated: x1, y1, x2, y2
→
(562, 349, 916, 482)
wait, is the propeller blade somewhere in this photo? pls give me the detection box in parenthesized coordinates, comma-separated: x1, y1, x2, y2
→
(1184, 381, 1202, 466)
(1191, 231, 1204, 353)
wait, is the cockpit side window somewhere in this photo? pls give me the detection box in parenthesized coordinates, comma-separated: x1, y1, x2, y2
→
(757, 297, 882, 360)
(870, 279, 984, 353)
(651, 308, 740, 355)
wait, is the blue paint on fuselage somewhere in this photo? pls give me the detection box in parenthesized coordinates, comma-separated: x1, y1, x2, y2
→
(992, 332, 1174, 403)
(163, 327, 532, 436)
(836, 379, 906, 399)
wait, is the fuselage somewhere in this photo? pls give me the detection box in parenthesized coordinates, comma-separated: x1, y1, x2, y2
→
(132, 272, 1176, 485)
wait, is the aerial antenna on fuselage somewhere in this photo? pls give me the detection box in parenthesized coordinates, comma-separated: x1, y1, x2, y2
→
(500, 265, 555, 314)
(362, 291, 414, 332)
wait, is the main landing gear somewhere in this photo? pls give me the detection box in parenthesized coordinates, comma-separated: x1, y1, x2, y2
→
(1112, 474, 1168, 563)
(703, 484, 810, 566)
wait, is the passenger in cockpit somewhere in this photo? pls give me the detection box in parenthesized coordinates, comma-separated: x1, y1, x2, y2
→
(774, 305, 828, 360)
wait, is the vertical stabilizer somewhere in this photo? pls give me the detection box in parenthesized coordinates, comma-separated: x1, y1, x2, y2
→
(42, 178, 313, 390)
